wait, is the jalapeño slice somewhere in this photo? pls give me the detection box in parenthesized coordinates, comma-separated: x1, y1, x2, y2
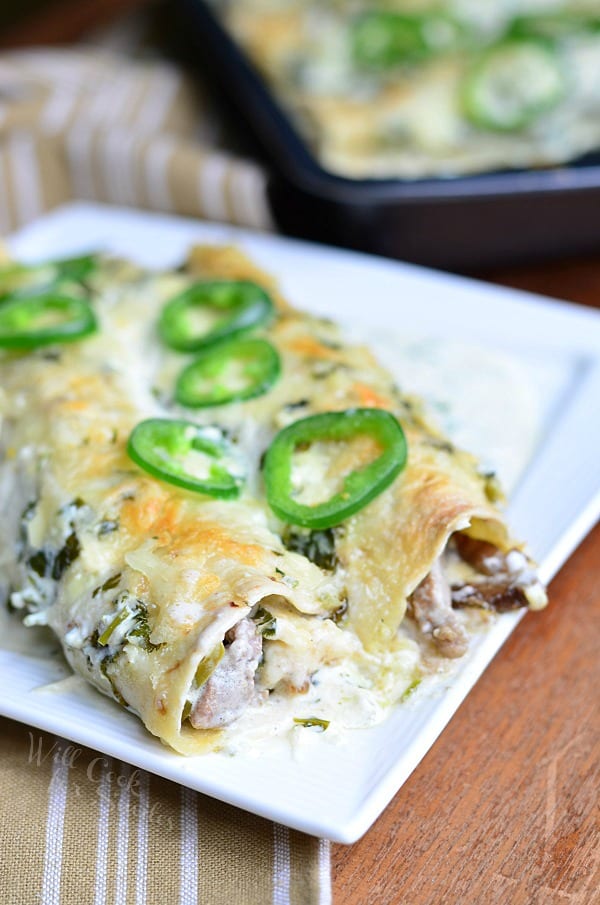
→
(263, 408, 407, 530)
(159, 280, 275, 353)
(351, 11, 465, 69)
(127, 419, 245, 499)
(0, 253, 98, 301)
(0, 292, 97, 349)
(462, 39, 566, 132)
(175, 337, 281, 408)
(509, 12, 600, 41)
(53, 253, 98, 283)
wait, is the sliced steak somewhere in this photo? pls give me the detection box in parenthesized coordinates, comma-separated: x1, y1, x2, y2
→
(451, 581, 528, 612)
(409, 559, 469, 659)
(453, 534, 547, 612)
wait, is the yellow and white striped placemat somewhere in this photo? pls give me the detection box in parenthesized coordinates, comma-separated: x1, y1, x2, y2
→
(0, 45, 335, 905)
(0, 47, 274, 234)
(0, 719, 331, 905)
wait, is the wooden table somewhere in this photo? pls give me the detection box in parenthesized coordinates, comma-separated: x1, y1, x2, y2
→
(2, 5, 599, 902)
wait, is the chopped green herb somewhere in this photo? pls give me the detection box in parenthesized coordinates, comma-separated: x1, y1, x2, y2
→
(283, 528, 339, 571)
(4, 588, 17, 612)
(254, 606, 277, 639)
(55, 253, 98, 285)
(427, 438, 454, 454)
(97, 519, 119, 536)
(194, 644, 224, 687)
(98, 607, 130, 646)
(59, 497, 86, 514)
(20, 501, 37, 522)
(317, 337, 342, 351)
(293, 717, 329, 731)
(99, 655, 128, 706)
(19, 502, 37, 548)
(331, 598, 348, 625)
(129, 604, 162, 651)
(483, 471, 504, 503)
(401, 677, 422, 702)
(273, 567, 299, 589)
(92, 573, 122, 598)
(27, 550, 51, 578)
(51, 532, 81, 580)
(283, 399, 310, 412)
(40, 350, 62, 362)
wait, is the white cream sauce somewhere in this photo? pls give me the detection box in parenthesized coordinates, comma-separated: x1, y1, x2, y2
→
(0, 271, 549, 754)
(221, 636, 421, 757)
(365, 332, 545, 495)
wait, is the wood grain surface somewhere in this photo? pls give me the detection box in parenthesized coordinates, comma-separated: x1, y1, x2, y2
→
(1, 5, 598, 903)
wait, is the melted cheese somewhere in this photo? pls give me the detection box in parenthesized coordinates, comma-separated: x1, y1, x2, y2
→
(0, 246, 542, 754)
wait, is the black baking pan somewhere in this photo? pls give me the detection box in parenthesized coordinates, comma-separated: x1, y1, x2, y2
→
(173, 0, 600, 271)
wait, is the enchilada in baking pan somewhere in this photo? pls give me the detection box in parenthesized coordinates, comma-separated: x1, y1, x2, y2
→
(209, 0, 600, 179)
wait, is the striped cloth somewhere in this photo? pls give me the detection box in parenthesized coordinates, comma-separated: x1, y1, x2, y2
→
(0, 718, 330, 905)
(0, 47, 274, 233)
(0, 48, 332, 905)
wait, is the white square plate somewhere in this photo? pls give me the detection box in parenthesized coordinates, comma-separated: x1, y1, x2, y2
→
(1, 203, 599, 842)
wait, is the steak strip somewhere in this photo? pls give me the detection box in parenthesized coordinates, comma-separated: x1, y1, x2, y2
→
(408, 559, 469, 659)
(453, 535, 547, 612)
